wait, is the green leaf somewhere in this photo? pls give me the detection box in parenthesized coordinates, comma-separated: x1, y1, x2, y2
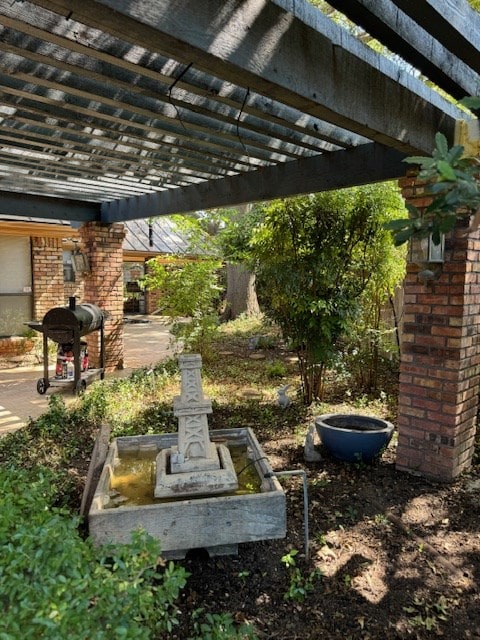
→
(445, 144, 465, 166)
(428, 181, 451, 194)
(392, 228, 414, 246)
(403, 606, 416, 614)
(384, 218, 409, 231)
(438, 216, 457, 234)
(437, 160, 457, 181)
(403, 155, 435, 168)
(460, 96, 480, 110)
(434, 132, 449, 157)
(405, 203, 420, 217)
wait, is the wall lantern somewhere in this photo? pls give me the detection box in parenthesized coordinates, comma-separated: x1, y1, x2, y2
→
(71, 241, 90, 275)
(410, 233, 445, 282)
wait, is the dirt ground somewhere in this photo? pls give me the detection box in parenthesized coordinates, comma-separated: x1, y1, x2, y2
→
(170, 413, 480, 640)
(5, 320, 479, 638)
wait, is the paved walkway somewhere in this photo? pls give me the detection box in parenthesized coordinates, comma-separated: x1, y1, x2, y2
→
(0, 316, 174, 435)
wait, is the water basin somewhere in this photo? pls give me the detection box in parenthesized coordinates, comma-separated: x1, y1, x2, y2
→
(88, 428, 286, 558)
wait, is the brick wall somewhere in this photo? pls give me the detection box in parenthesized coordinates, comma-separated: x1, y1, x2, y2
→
(145, 285, 163, 314)
(31, 237, 64, 319)
(397, 172, 480, 480)
(0, 336, 36, 358)
(65, 280, 84, 303)
(80, 222, 125, 371)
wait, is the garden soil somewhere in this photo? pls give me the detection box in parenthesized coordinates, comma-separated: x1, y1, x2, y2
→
(7, 319, 480, 637)
(170, 409, 480, 640)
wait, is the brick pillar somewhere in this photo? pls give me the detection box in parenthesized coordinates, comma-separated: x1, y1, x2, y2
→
(397, 172, 480, 480)
(79, 222, 125, 371)
(31, 237, 64, 319)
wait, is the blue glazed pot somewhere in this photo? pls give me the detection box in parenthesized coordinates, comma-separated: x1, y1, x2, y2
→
(315, 414, 394, 463)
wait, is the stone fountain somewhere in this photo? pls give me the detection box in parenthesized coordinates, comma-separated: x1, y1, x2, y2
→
(88, 354, 286, 558)
(155, 354, 238, 498)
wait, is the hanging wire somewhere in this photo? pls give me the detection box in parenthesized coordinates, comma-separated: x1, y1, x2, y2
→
(236, 86, 252, 164)
(167, 62, 193, 134)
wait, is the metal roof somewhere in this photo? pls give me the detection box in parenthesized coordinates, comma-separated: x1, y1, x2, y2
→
(0, 0, 478, 224)
(123, 218, 190, 255)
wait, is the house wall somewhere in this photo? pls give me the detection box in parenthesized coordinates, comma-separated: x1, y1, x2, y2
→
(2, 221, 177, 366)
(1, 223, 125, 371)
(0, 236, 32, 336)
(31, 237, 85, 318)
(31, 236, 64, 319)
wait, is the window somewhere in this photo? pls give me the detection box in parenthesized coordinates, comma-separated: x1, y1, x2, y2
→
(0, 236, 32, 336)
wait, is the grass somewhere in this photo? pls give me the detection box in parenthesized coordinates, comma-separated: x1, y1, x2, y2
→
(0, 315, 397, 511)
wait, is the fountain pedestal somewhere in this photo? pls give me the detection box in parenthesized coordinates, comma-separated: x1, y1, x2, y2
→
(154, 354, 238, 498)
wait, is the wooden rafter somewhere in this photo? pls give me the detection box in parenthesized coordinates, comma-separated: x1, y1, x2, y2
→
(0, 0, 475, 221)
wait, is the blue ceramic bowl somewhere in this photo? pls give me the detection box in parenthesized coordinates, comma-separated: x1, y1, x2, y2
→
(315, 414, 394, 463)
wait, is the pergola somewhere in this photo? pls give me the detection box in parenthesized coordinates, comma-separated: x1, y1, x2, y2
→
(1, 0, 480, 481)
(0, 0, 477, 223)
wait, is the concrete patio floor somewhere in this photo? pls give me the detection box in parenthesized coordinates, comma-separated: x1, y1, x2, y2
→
(0, 316, 174, 436)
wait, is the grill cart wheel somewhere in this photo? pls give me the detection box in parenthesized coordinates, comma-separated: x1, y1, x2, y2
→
(36, 377, 48, 395)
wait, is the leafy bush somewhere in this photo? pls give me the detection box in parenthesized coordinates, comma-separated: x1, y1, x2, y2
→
(250, 184, 406, 403)
(189, 610, 258, 640)
(142, 257, 222, 359)
(265, 360, 287, 379)
(170, 313, 220, 361)
(0, 466, 188, 639)
(74, 359, 179, 438)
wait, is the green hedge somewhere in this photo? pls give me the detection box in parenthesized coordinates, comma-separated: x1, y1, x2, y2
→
(0, 466, 188, 639)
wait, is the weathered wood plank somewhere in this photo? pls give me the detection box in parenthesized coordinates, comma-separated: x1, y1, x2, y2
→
(0, 122, 233, 182)
(2, 107, 249, 177)
(35, 0, 462, 153)
(0, 78, 263, 168)
(328, 0, 480, 100)
(0, 34, 334, 156)
(0, 65, 295, 165)
(102, 142, 407, 221)
(80, 422, 111, 518)
(0, 190, 100, 221)
(392, 0, 480, 74)
(0, 3, 365, 148)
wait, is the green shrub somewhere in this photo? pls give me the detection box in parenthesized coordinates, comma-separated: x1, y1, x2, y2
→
(171, 313, 220, 361)
(265, 360, 287, 379)
(0, 466, 188, 639)
(189, 610, 258, 640)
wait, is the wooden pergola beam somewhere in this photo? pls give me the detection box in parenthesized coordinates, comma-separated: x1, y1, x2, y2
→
(328, 0, 480, 100)
(0, 191, 100, 222)
(102, 143, 407, 222)
(36, 0, 462, 155)
(392, 0, 480, 75)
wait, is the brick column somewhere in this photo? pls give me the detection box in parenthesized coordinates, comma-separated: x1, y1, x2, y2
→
(397, 172, 480, 480)
(31, 237, 64, 319)
(79, 222, 125, 371)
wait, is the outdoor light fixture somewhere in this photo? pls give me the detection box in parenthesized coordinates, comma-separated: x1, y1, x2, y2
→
(71, 240, 90, 275)
(410, 233, 445, 282)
